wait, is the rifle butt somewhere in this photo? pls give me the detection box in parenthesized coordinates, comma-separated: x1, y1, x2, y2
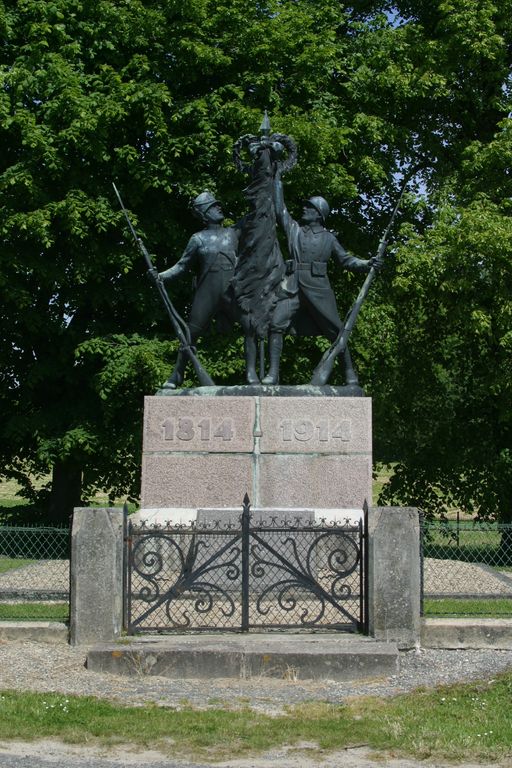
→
(310, 334, 349, 386)
(185, 349, 215, 387)
(310, 349, 337, 386)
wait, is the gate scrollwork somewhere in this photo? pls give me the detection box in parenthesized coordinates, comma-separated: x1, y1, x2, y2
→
(126, 501, 366, 633)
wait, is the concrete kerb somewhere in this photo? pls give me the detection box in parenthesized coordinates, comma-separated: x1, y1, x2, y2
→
(422, 618, 512, 649)
(0, 621, 68, 643)
(2, 618, 510, 652)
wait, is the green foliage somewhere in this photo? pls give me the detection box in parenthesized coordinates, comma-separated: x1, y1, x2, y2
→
(0, 0, 511, 520)
(377, 168, 512, 522)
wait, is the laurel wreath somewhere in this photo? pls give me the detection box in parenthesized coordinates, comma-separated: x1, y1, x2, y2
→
(233, 132, 298, 175)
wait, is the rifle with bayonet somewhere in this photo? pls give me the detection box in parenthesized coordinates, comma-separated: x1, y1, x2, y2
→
(112, 182, 215, 387)
(310, 177, 410, 386)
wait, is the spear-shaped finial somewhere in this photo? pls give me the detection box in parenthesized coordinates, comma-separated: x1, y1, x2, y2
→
(260, 110, 271, 138)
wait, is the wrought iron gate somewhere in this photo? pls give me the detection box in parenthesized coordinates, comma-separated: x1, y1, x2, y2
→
(125, 496, 367, 634)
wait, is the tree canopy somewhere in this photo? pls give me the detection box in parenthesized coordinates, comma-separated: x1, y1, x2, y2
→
(376, 120, 512, 531)
(0, 0, 511, 523)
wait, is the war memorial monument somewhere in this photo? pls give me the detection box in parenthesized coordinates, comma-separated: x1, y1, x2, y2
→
(71, 117, 421, 678)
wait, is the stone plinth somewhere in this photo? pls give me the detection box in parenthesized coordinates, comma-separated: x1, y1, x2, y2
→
(141, 392, 372, 511)
(69, 508, 124, 646)
(367, 506, 421, 649)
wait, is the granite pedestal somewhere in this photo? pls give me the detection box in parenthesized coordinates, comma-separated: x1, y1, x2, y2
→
(140, 387, 372, 515)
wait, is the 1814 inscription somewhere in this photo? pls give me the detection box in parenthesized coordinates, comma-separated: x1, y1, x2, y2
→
(162, 417, 235, 442)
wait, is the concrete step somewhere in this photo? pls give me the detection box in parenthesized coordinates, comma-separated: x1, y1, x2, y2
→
(87, 633, 399, 682)
(0, 621, 68, 643)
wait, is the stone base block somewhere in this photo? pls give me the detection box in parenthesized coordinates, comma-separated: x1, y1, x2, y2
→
(87, 634, 399, 682)
(141, 393, 372, 510)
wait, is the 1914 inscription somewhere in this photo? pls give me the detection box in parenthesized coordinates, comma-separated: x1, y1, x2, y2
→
(279, 419, 351, 442)
(160, 416, 351, 444)
(162, 417, 235, 442)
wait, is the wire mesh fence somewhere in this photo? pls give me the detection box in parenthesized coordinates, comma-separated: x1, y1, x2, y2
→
(0, 525, 70, 621)
(3, 515, 510, 625)
(421, 521, 512, 617)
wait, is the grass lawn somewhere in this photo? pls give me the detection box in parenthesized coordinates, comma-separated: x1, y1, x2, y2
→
(0, 670, 511, 762)
(424, 598, 512, 617)
(0, 557, 35, 574)
(0, 603, 69, 621)
(0, 598, 507, 622)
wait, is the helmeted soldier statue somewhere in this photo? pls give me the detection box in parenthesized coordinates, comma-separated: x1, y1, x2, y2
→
(158, 192, 240, 388)
(274, 171, 382, 387)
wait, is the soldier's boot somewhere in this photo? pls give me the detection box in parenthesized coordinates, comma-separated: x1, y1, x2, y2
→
(163, 349, 186, 389)
(261, 332, 283, 385)
(244, 336, 259, 384)
(340, 346, 359, 386)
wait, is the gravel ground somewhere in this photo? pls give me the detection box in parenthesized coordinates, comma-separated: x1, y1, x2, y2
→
(1, 640, 512, 767)
(0, 560, 69, 592)
(424, 559, 512, 596)
(1, 640, 512, 714)
(2, 558, 512, 598)
(0, 741, 504, 768)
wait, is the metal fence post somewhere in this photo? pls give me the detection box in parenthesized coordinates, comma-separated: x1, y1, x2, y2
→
(122, 503, 130, 633)
(241, 493, 250, 632)
(419, 509, 424, 618)
(360, 504, 369, 634)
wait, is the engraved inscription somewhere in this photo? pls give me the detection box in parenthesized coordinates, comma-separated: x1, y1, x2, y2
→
(161, 417, 235, 442)
(279, 419, 351, 443)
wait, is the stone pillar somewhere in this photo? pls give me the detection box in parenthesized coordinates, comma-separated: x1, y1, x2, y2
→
(70, 507, 124, 646)
(367, 506, 421, 649)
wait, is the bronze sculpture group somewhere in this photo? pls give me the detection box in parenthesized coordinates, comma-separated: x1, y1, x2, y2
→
(120, 115, 387, 389)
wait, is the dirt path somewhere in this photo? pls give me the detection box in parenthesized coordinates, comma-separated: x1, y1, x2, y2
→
(0, 741, 505, 768)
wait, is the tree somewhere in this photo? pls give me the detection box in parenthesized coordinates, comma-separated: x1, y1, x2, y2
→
(376, 118, 512, 544)
(0, 0, 185, 519)
(343, 1, 512, 539)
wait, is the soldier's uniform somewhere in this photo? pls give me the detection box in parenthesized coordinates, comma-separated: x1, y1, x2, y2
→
(159, 192, 240, 387)
(160, 227, 239, 338)
(276, 190, 370, 384)
(282, 217, 368, 335)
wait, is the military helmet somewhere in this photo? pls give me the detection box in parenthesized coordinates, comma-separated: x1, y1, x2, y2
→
(192, 191, 221, 215)
(306, 195, 330, 222)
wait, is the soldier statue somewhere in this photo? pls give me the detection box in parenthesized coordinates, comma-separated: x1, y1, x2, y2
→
(157, 192, 240, 389)
(274, 170, 383, 387)
(117, 114, 391, 390)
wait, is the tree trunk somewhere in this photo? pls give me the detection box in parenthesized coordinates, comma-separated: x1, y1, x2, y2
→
(48, 460, 82, 525)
